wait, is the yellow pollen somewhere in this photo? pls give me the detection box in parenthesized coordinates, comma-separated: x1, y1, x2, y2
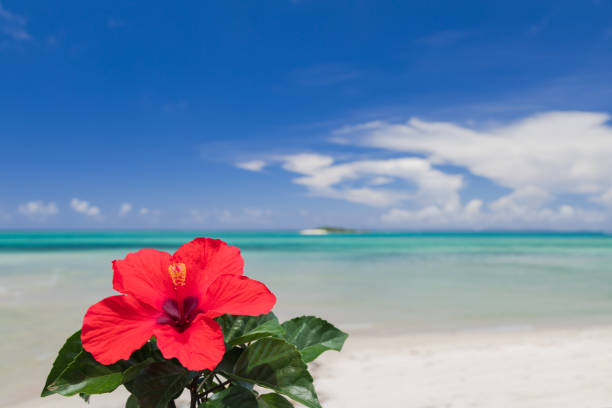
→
(168, 262, 187, 287)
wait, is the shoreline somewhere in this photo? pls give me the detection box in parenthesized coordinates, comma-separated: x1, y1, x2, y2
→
(9, 324, 612, 407)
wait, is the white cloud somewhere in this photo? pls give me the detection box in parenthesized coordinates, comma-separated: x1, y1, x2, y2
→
(591, 188, 612, 207)
(327, 111, 612, 228)
(70, 198, 101, 216)
(465, 199, 483, 216)
(336, 112, 612, 199)
(382, 198, 483, 226)
(382, 206, 445, 224)
(139, 207, 161, 217)
(236, 160, 267, 172)
(369, 176, 393, 186)
(381, 199, 603, 230)
(282, 153, 334, 174)
(338, 187, 408, 207)
(118, 203, 133, 216)
(0, 2, 30, 40)
(559, 205, 575, 217)
(489, 186, 552, 214)
(17, 201, 58, 219)
(241, 111, 612, 229)
(281, 153, 463, 208)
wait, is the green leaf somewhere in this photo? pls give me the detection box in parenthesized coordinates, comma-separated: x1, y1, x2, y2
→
(257, 393, 294, 408)
(216, 347, 244, 374)
(202, 385, 258, 408)
(125, 394, 139, 408)
(124, 361, 190, 408)
(42, 331, 162, 398)
(127, 341, 159, 363)
(41, 330, 83, 397)
(122, 358, 157, 383)
(226, 338, 321, 408)
(79, 393, 90, 403)
(46, 351, 124, 396)
(281, 316, 348, 363)
(216, 313, 285, 346)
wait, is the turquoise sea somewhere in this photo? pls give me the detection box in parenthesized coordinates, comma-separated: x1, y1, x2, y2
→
(2, 231, 612, 403)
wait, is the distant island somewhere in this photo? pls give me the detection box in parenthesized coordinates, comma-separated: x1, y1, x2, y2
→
(299, 226, 366, 235)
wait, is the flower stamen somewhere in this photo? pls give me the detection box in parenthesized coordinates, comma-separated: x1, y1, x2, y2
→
(168, 262, 187, 288)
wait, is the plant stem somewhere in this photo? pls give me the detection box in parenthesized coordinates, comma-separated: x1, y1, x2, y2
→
(199, 380, 232, 399)
(197, 371, 215, 394)
(189, 376, 199, 408)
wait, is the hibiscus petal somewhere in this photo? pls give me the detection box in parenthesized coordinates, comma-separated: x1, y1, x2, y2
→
(153, 316, 225, 371)
(172, 238, 244, 294)
(202, 275, 276, 318)
(82, 295, 159, 365)
(112, 248, 173, 308)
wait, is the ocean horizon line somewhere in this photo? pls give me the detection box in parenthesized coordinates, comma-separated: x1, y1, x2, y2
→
(1, 229, 610, 252)
(0, 228, 610, 235)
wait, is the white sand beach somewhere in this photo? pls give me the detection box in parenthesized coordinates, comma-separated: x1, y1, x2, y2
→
(314, 326, 612, 408)
(12, 325, 612, 408)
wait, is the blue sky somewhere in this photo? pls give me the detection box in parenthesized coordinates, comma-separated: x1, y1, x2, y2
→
(2, 0, 612, 230)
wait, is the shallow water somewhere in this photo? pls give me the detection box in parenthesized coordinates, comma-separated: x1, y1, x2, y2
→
(2, 231, 612, 404)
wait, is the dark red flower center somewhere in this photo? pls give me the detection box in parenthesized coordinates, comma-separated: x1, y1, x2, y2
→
(157, 297, 200, 332)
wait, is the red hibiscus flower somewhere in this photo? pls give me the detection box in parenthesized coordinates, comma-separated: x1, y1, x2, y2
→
(81, 238, 276, 371)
